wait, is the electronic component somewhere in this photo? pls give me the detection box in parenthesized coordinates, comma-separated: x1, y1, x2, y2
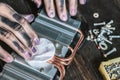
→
(99, 57, 120, 80)
(0, 9, 84, 80)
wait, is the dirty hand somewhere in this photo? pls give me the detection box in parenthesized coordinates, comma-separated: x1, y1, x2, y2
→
(33, 0, 86, 21)
(0, 3, 39, 63)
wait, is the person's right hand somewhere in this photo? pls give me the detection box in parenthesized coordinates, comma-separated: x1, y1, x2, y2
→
(0, 3, 39, 63)
(33, 0, 86, 21)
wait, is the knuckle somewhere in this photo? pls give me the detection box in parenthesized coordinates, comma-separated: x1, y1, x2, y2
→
(0, 3, 7, 7)
(0, 3, 12, 14)
(0, 3, 9, 9)
(20, 18, 26, 24)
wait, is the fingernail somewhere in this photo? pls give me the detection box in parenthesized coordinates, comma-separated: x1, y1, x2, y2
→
(70, 9, 77, 16)
(37, 3, 41, 8)
(6, 57, 13, 63)
(31, 47, 37, 53)
(25, 14, 35, 22)
(25, 52, 32, 59)
(34, 38, 40, 45)
(49, 11, 55, 18)
(80, 0, 86, 5)
(60, 14, 67, 21)
(33, 0, 42, 8)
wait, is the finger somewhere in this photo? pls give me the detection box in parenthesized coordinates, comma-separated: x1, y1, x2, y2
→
(0, 3, 39, 46)
(32, 0, 42, 8)
(12, 13, 39, 46)
(22, 14, 35, 23)
(0, 16, 38, 54)
(79, 0, 86, 5)
(69, 0, 77, 16)
(44, 0, 55, 18)
(0, 27, 32, 60)
(0, 46, 13, 63)
(56, 0, 68, 21)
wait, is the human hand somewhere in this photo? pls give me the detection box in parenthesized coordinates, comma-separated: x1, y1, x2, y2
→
(33, 0, 86, 21)
(0, 3, 39, 63)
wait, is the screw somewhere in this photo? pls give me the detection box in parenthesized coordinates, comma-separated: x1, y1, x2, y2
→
(98, 30, 106, 38)
(89, 30, 94, 39)
(93, 22, 106, 26)
(94, 39, 98, 45)
(104, 48, 117, 57)
(105, 20, 114, 28)
(97, 30, 112, 44)
(87, 36, 91, 40)
(93, 13, 99, 18)
(101, 27, 115, 35)
(97, 29, 106, 42)
(99, 41, 108, 50)
(106, 20, 114, 25)
(97, 37, 103, 42)
(101, 37, 112, 44)
(55, 43, 61, 49)
(102, 27, 116, 31)
(93, 29, 99, 35)
(107, 30, 113, 35)
(109, 35, 120, 40)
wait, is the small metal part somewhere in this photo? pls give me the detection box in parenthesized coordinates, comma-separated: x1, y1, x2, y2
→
(109, 35, 120, 40)
(107, 30, 113, 35)
(98, 29, 106, 38)
(102, 27, 116, 31)
(97, 29, 113, 44)
(97, 36, 112, 44)
(106, 24, 111, 28)
(94, 38, 98, 45)
(104, 48, 117, 57)
(55, 43, 62, 49)
(97, 37, 103, 42)
(93, 29, 99, 35)
(106, 20, 114, 26)
(101, 37, 112, 44)
(105, 20, 113, 28)
(89, 30, 94, 39)
(93, 12, 99, 18)
(101, 27, 115, 35)
(93, 22, 106, 26)
(99, 41, 108, 50)
(86, 36, 91, 40)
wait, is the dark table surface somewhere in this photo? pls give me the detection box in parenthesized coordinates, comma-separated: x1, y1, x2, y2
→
(64, 0, 120, 80)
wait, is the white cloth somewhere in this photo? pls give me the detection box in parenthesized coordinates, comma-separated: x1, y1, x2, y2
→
(26, 38, 55, 69)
